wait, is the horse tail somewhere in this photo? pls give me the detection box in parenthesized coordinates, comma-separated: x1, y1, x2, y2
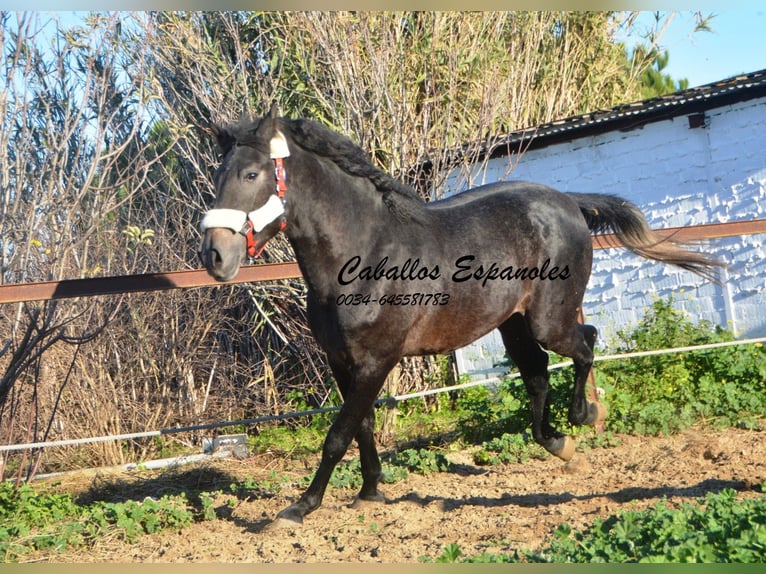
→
(571, 192, 724, 283)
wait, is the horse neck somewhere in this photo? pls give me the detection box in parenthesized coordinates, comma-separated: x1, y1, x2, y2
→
(283, 151, 391, 284)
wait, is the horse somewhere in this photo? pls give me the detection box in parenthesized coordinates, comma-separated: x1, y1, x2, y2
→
(198, 105, 722, 525)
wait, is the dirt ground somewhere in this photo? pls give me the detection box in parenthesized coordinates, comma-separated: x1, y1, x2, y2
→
(37, 424, 766, 563)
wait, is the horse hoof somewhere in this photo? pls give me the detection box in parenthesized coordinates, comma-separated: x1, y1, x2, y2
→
(552, 436, 576, 461)
(350, 494, 385, 510)
(587, 401, 608, 427)
(266, 516, 302, 531)
(358, 488, 386, 503)
(349, 498, 371, 510)
(274, 505, 304, 526)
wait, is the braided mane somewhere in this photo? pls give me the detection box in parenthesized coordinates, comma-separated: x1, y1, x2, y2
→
(282, 118, 423, 203)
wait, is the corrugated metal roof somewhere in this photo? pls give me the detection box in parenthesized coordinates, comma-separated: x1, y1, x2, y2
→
(488, 68, 766, 157)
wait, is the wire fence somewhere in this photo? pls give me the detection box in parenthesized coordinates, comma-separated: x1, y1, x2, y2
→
(2, 335, 764, 455)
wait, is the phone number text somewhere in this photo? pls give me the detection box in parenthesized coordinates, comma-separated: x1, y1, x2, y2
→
(336, 293, 450, 306)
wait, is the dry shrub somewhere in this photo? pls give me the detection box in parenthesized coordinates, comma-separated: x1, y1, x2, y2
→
(2, 12, 681, 478)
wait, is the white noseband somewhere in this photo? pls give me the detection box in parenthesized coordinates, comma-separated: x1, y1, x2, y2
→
(199, 194, 285, 234)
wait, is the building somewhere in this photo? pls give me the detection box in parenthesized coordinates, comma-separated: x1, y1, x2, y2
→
(448, 69, 766, 379)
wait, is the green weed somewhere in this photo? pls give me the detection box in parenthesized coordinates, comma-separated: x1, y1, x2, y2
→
(299, 456, 411, 491)
(528, 488, 766, 563)
(388, 448, 452, 475)
(0, 481, 194, 561)
(423, 488, 766, 563)
(473, 432, 548, 465)
(596, 297, 766, 435)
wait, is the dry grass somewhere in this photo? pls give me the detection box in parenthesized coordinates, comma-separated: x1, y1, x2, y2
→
(2, 12, 668, 479)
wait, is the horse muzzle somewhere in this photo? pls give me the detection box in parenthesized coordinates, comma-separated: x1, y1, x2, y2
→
(199, 228, 247, 282)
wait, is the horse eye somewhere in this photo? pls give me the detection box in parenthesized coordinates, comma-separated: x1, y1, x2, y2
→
(245, 172, 258, 182)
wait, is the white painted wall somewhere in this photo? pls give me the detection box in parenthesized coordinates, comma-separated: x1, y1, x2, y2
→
(449, 97, 766, 377)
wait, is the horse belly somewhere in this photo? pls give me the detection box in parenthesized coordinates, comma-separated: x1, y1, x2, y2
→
(402, 322, 498, 356)
(400, 287, 519, 356)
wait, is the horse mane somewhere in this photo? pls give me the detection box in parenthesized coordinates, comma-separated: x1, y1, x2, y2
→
(280, 118, 425, 220)
(220, 115, 425, 220)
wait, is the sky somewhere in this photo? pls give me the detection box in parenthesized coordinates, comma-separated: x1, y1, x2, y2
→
(10, 9, 766, 92)
(629, 10, 766, 88)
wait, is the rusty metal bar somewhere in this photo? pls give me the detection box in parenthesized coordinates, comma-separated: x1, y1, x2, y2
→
(591, 218, 766, 249)
(1, 218, 765, 305)
(0, 262, 302, 304)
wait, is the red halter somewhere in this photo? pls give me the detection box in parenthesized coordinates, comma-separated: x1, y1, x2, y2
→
(245, 157, 288, 258)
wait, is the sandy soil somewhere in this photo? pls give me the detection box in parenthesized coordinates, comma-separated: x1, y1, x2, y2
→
(33, 423, 766, 563)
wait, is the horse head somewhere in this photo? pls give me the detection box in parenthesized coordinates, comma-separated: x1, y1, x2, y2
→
(199, 105, 289, 281)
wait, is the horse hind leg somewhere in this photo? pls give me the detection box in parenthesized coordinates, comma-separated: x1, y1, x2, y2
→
(498, 313, 574, 461)
(556, 321, 607, 429)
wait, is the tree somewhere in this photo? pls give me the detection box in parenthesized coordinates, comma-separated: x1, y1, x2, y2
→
(1, 11, 707, 477)
(633, 47, 690, 98)
(620, 11, 713, 98)
(0, 12, 182, 480)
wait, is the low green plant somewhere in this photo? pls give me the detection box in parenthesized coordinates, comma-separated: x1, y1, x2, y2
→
(435, 542, 463, 563)
(453, 384, 525, 443)
(0, 481, 195, 561)
(527, 488, 766, 563)
(423, 487, 766, 563)
(248, 420, 330, 458)
(473, 432, 548, 465)
(198, 492, 218, 521)
(300, 456, 410, 491)
(597, 297, 766, 435)
(390, 390, 462, 442)
(572, 428, 622, 451)
(296, 446, 453, 497)
(388, 447, 452, 475)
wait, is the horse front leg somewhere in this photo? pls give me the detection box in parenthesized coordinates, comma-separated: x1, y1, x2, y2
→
(275, 410, 362, 524)
(354, 407, 385, 503)
(274, 359, 393, 525)
(329, 358, 385, 504)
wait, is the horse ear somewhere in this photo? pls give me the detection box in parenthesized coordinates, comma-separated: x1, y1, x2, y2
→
(210, 123, 236, 154)
(270, 129, 290, 159)
(269, 102, 280, 121)
(267, 103, 290, 158)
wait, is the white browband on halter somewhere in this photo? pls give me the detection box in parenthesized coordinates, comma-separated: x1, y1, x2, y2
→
(200, 131, 290, 250)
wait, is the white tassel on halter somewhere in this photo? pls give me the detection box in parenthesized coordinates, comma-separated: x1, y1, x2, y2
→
(270, 130, 290, 159)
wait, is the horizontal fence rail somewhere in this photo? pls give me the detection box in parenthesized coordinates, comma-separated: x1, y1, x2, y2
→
(2, 336, 765, 455)
(0, 262, 302, 304)
(1, 218, 765, 305)
(592, 218, 766, 249)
